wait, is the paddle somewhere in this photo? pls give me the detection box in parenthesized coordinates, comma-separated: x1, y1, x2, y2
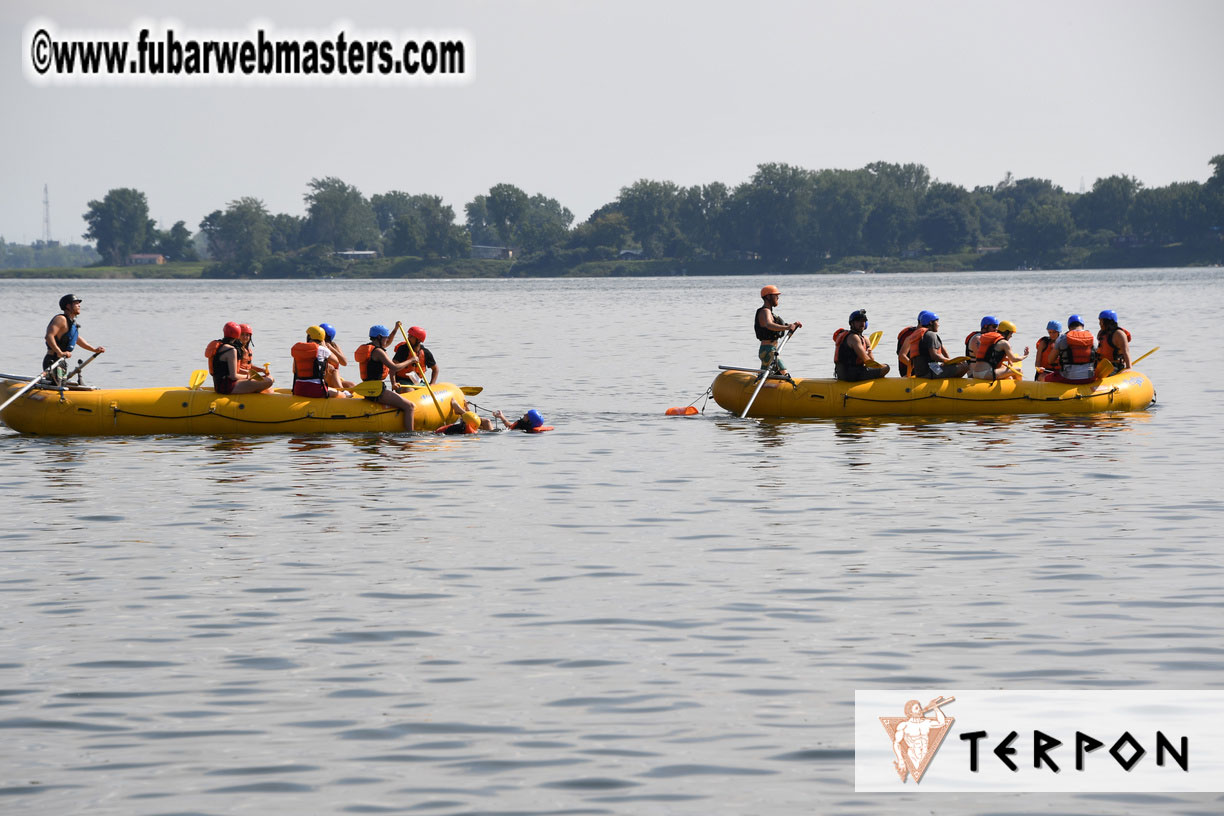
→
(868, 330, 882, 350)
(1095, 346, 1157, 379)
(0, 359, 70, 413)
(1131, 346, 1159, 367)
(397, 324, 446, 419)
(741, 330, 794, 418)
(460, 386, 483, 396)
(188, 369, 208, 389)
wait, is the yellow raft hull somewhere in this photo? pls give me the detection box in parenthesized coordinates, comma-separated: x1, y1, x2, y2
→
(0, 380, 467, 436)
(712, 370, 1155, 419)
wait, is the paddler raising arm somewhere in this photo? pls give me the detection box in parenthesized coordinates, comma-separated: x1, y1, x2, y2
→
(756, 285, 802, 380)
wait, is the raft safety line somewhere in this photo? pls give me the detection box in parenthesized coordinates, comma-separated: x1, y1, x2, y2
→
(841, 386, 1120, 405)
(110, 406, 401, 424)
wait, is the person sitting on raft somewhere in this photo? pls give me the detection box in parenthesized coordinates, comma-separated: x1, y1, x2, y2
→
(392, 326, 438, 388)
(968, 320, 1029, 380)
(1097, 309, 1132, 373)
(833, 309, 889, 381)
(317, 323, 355, 392)
(907, 311, 968, 379)
(207, 321, 275, 395)
(756, 285, 801, 381)
(1042, 315, 1096, 383)
(43, 294, 105, 378)
(1033, 320, 1062, 381)
(290, 325, 345, 399)
(237, 323, 271, 381)
(895, 313, 923, 377)
(965, 316, 999, 361)
(354, 323, 417, 432)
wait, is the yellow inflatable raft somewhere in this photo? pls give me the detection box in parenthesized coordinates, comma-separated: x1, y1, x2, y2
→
(711, 369, 1155, 419)
(0, 377, 467, 436)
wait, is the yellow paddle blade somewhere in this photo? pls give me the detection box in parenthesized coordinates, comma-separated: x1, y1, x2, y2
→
(868, 330, 882, 350)
(944, 355, 971, 365)
(864, 359, 884, 368)
(460, 386, 483, 396)
(188, 369, 207, 390)
(348, 380, 385, 398)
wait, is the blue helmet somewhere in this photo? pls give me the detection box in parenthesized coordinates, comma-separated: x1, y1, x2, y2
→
(849, 309, 868, 324)
(369, 324, 391, 339)
(918, 310, 938, 327)
(1067, 314, 1084, 327)
(980, 315, 999, 330)
(525, 409, 544, 429)
(1099, 309, 1118, 323)
(319, 322, 337, 341)
(1046, 320, 1063, 332)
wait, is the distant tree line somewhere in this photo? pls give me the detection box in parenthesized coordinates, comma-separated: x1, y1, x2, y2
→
(0, 238, 99, 269)
(76, 154, 1224, 276)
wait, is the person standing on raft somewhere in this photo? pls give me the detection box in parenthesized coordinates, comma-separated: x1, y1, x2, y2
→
(834, 309, 889, 381)
(354, 323, 418, 432)
(756, 285, 801, 381)
(43, 294, 105, 376)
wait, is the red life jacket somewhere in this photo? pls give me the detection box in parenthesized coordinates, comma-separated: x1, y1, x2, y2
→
(355, 342, 384, 382)
(291, 341, 326, 381)
(1060, 329, 1095, 367)
(1036, 336, 1061, 371)
(975, 331, 1006, 366)
(1097, 326, 1132, 367)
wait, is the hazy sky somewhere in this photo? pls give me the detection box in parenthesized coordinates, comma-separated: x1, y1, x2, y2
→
(3, 0, 1222, 244)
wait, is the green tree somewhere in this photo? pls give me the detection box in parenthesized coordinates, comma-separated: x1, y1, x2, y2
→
(567, 212, 632, 255)
(1008, 202, 1074, 258)
(383, 194, 470, 257)
(485, 183, 530, 247)
(200, 197, 271, 272)
(269, 213, 305, 254)
(1071, 175, 1140, 233)
(1129, 182, 1208, 243)
(82, 187, 151, 265)
(155, 220, 198, 261)
(616, 179, 683, 258)
(726, 164, 818, 263)
(304, 177, 380, 250)
(464, 195, 499, 246)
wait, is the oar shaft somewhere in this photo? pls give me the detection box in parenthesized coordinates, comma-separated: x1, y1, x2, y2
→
(0, 359, 70, 413)
(397, 324, 445, 419)
(741, 331, 792, 418)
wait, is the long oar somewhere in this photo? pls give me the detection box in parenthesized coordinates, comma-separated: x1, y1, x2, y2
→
(1131, 346, 1159, 367)
(741, 330, 793, 418)
(397, 324, 445, 419)
(0, 358, 70, 413)
(1095, 345, 1158, 379)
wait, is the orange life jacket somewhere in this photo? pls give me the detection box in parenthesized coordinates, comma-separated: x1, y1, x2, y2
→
(974, 331, 1006, 366)
(291, 341, 326, 381)
(1060, 329, 1095, 367)
(832, 328, 849, 363)
(354, 342, 384, 382)
(964, 330, 981, 358)
(206, 338, 240, 380)
(898, 326, 927, 365)
(238, 343, 252, 375)
(1036, 336, 1061, 371)
(393, 341, 426, 382)
(1096, 326, 1132, 367)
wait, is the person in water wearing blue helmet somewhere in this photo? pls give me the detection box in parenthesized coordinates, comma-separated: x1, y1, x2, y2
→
(495, 408, 550, 433)
(353, 322, 418, 431)
(317, 322, 356, 392)
(907, 311, 968, 379)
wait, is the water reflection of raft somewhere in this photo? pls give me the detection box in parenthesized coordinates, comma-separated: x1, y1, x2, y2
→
(0, 376, 466, 436)
(711, 369, 1155, 419)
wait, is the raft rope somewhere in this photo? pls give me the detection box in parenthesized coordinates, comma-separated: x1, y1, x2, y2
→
(841, 386, 1119, 406)
(110, 406, 401, 424)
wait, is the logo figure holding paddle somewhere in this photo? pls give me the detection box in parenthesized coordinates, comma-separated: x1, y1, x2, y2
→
(879, 695, 955, 783)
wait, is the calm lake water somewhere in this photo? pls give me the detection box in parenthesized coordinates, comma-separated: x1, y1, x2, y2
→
(2, 269, 1222, 815)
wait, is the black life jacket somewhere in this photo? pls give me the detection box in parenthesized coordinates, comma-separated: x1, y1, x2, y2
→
(208, 338, 242, 381)
(754, 306, 785, 342)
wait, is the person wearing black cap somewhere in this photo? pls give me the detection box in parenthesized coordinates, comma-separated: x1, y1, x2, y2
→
(833, 309, 889, 381)
(43, 294, 105, 374)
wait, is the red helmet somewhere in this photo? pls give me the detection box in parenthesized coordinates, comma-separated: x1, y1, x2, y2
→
(239, 323, 253, 335)
(408, 326, 427, 342)
(223, 321, 242, 339)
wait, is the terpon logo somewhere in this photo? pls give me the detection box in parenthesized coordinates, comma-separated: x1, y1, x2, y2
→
(854, 690, 1222, 793)
(877, 695, 954, 783)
